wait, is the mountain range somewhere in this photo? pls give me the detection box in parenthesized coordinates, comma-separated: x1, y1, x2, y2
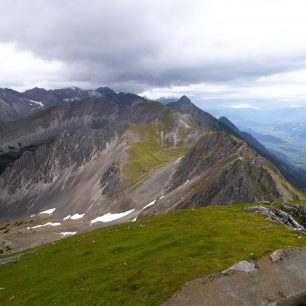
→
(0, 87, 305, 234)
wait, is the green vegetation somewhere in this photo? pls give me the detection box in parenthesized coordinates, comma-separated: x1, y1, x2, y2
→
(123, 123, 186, 187)
(0, 204, 305, 306)
(287, 200, 306, 204)
(207, 130, 217, 137)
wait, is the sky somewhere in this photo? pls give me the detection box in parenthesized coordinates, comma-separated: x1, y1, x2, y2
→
(2, 0, 306, 109)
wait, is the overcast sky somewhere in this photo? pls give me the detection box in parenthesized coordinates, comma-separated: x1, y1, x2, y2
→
(2, 0, 306, 109)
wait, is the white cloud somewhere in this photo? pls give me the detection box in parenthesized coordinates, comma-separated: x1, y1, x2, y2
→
(142, 67, 306, 108)
(0, 42, 65, 90)
(228, 104, 258, 109)
(1, 0, 306, 107)
(289, 104, 305, 108)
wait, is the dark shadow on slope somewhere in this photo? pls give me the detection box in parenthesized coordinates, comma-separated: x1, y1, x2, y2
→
(0, 138, 55, 175)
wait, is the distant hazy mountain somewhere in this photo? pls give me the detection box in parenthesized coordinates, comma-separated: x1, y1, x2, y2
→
(209, 107, 306, 127)
(243, 129, 287, 145)
(207, 106, 306, 171)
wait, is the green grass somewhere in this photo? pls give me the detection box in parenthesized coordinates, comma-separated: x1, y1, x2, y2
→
(0, 204, 305, 306)
(123, 123, 186, 187)
(287, 200, 306, 204)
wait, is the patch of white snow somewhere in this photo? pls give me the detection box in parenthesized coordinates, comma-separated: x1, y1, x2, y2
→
(70, 213, 85, 220)
(39, 208, 56, 215)
(29, 100, 44, 108)
(30, 222, 61, 229)
(183, 180, 190, 186)
(143, 200, 156, 209)
(90, 209, 135, 224)
(60, 232, 77, 236)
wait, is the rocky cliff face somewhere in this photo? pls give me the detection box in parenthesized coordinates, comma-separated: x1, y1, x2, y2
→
(219, 116, 306, 189)
(140, 132, 304, 217)
(0, 95, 197, 221)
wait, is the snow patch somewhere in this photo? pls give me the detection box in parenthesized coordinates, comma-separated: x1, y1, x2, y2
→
(90, 209, 135, 224)
(143, 200, 156, 209)
(63, 97, 80, 102)
(146, 200, 156, 207)
(39, 208, 56, 215)
(64, 213, 84, 220)
(70, 213, 85, 220)
(132, 217, 137, 222)
(29, 100, 44, 108)
(183, 180, 189, 186)
(30, 222, 61, 229)
(60, 232, 77, 236)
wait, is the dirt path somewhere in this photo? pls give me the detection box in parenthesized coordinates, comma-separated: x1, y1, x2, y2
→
(164, 247, 306, 306)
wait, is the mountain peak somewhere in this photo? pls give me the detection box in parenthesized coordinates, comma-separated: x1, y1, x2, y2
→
(96, 87, 117, 96)
(177, 95, 192, 104)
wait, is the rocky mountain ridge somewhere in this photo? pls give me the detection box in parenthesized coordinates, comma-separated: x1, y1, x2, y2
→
(0, 86, 141, 121)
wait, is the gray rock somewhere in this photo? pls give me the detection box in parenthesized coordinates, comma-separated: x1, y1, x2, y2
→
(244, 206, 306, 235)
(270, 249, 284, 262)
(100, 162, 124, 197)
(223, 260, 257, 273)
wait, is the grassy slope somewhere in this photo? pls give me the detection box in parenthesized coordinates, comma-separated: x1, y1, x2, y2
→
(122, 122, 186, 187)
(0, 204, 306, 306)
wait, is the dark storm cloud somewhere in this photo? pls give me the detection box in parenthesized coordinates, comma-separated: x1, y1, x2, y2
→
(2, 0, 306, 94)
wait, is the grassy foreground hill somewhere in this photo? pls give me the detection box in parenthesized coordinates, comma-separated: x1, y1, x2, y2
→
(0, 204, 306, 306)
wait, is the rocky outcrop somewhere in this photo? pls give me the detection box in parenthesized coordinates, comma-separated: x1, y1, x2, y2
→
(168, 133, 301, 208)
(280, 203, 306, 226)
(245, 205, 306, 235)
(100, 162, 124, 197)
(164, 248, 306, 306)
